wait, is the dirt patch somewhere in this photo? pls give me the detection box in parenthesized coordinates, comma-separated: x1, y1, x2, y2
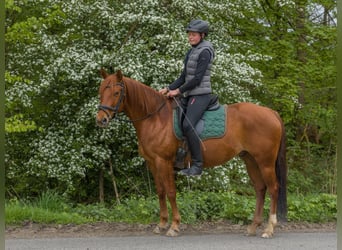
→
(5, 221, 336, 239)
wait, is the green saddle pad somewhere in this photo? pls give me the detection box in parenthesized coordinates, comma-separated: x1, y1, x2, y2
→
(173, 105, 227, 140)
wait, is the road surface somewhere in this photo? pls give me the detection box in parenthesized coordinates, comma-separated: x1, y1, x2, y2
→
(6, 232, 337, 250)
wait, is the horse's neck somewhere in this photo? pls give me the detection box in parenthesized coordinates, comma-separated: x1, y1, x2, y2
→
(123, 78, 168, 123)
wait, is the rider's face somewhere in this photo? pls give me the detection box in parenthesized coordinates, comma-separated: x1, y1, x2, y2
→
(187, 32, 203, 46)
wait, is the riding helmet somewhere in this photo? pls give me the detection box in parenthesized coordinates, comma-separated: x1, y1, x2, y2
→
(186, 20, 209, 36)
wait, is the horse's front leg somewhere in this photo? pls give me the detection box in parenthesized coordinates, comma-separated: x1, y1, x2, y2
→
(149, 166, 169, 234)
(150, 158, 181, 236)
(152, 191, 169, 234)
(165, 180, 181, 237)
(156, 157, 181, 237)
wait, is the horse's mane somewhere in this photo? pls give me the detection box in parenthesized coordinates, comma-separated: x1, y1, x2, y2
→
(124, 77, 167, 114)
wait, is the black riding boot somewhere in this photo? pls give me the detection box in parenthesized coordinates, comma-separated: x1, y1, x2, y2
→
(179, 129, 203, 176)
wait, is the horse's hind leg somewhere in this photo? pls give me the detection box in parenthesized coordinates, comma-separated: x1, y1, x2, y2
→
(259, 165, 279, 238)
(242, 153, 266, 236)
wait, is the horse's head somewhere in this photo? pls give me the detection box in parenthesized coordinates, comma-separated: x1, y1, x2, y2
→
(96, 69, 125, 127)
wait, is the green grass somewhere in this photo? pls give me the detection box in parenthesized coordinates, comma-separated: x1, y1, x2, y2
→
(5, 197, 90, 225)
(5, 191, 337, 226)
(6, 203, 89, 225)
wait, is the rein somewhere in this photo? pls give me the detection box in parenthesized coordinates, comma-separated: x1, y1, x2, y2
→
(98, 81, 167, 123)
(115, 101, 166, 123)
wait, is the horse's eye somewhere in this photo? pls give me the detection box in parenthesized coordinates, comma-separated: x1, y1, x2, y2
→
(114, 91, 120, 97)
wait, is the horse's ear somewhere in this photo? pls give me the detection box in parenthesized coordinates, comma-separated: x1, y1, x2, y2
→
(100, 68, 108, 79)
(116, 70, 123, 81)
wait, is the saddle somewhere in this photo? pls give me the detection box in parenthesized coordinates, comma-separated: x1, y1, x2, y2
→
(173, 94, 226, 140)
(172, 95, 227, 170)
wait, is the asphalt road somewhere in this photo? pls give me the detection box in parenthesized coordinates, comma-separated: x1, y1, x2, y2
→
(5, 232, 337, 250)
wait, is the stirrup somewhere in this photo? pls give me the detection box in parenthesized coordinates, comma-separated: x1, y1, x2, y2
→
(174, 145, 188, 170)
(175, 147, 187, 162)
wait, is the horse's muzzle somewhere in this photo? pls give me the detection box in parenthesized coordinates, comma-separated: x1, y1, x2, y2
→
(96, 114, 109, 128)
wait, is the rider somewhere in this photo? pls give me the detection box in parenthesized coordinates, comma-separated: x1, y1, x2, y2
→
(159, 19, 215, 176)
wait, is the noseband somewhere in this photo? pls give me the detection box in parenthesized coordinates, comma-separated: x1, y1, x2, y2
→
(98, 82, 125, 120)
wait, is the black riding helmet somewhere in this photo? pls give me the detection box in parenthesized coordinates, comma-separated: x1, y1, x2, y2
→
(186, 20, 209, 36)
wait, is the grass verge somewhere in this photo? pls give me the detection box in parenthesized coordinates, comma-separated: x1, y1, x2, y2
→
(5, 191, 337, 226)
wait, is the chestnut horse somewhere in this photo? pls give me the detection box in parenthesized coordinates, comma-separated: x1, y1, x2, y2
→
(96, 70, 287, 238)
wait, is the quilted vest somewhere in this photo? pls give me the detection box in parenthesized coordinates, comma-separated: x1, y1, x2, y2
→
(184, 40, 214, 96)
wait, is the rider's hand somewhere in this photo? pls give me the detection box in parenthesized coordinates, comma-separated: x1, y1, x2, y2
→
(167, 88, 181, 98)
(159, 88, 168, 95)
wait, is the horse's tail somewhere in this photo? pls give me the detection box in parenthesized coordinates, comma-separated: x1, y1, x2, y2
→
(275, 113, 288, 222)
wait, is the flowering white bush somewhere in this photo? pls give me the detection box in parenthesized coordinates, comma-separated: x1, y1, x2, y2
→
(5, 0, 266, 196)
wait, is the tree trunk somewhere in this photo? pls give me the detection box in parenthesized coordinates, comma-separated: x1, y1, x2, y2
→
(99, 168, 104, 203)
(295, 0, 307, 106)
(295, 0, 308, 142)
(108, 158, 121, 204)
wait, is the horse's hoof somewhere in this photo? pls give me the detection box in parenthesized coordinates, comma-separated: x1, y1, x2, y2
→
(166, 228, 180, 237)
(261, 231, 273, 238)
(246, 225, 257, 236)
(261, 223, 274, 238)
(153, 224, 168, 234)
(153, 226, 161, 234)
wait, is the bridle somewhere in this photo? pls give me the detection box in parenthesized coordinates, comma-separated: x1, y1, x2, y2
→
(98, 81, 166, 123)
(98, 81, 125, 121)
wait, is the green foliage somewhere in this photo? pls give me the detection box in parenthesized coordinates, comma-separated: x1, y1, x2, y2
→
(5, 114, 38, 132)
(33, 190, 68, 212)
(73, 196, 160, 223)
(288, 193, 337, 222)
(6, 192, 336, 225)
(5, 0, 265, 199)
(5, 204, 88, 225)
(177, 191, 255, 224)
(5, 192, 88, 225)
(4, 0, 337, 203)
